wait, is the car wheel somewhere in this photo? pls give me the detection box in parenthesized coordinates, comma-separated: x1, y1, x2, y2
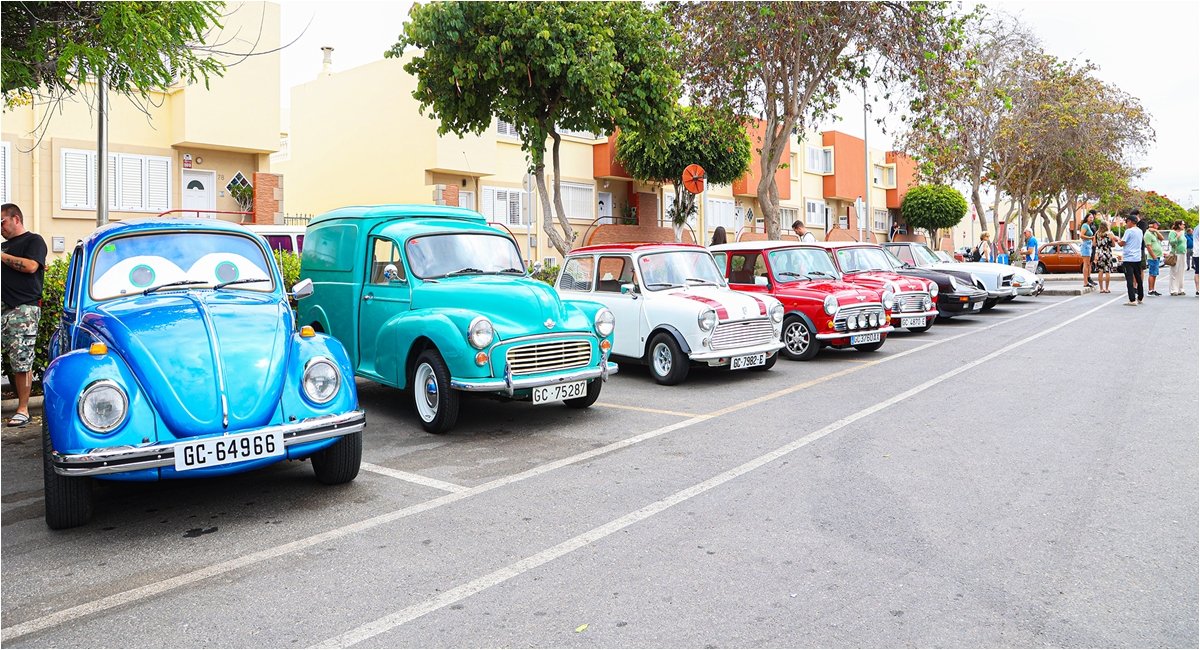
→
(981, 298, 998, 311)
(564, 379, 602, 409)
(751, 351, 778, 371)
(412, 349, 460, 434)
(1036, 262, 1046, 274)
(43, 420, 93, 530)
(853, 340, 885, 352)
(781, 317, 819, 361)
(311, 431, 362, 485)
(647, 332, 689, 385)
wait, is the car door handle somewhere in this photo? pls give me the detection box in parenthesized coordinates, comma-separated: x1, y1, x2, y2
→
(362, 293, 373, 302)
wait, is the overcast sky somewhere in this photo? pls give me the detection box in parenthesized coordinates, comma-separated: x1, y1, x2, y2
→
(279, 0, 1200, 207)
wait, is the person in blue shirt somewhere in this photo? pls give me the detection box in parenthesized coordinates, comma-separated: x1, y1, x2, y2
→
(1115, 214, 1144, 304)
(1023, 228, 1038, 263)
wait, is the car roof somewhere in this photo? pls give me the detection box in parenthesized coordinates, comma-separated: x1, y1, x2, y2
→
(569, 242, 706, 255)
(308, 204, 487, 227)
(709, 241, 826, 253)
(81, 217, 260, 247)
(814, 240, 881, 249)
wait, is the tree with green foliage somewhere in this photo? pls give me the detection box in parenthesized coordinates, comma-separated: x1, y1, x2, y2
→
(673, 1, 970, 240)
(615, 106, 751, 241)
(901, 184, 968, 248)
(2, 1, 226, 109)
(390, 1, 680, 256)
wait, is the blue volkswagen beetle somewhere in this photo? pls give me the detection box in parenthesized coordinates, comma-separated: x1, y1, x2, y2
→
(42, 218, 365, 529)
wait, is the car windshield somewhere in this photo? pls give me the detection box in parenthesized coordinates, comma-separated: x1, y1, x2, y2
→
(89, 231, 275, 301)
(767, 247, 840, 282)
(911, 245, 944, 265)
(637, 250, 725, 290)
(405, 233, 525, 279)
(835, 247, 894, 273)
(882, 247, 908, 269)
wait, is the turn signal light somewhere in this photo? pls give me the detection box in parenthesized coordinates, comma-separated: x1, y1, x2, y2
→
(88, 342, 108, 356)
(959, 296, 968, 303)
(599, 339, 612, 351)
(300, 326, 316, 338)
(475, 351, 489, 366)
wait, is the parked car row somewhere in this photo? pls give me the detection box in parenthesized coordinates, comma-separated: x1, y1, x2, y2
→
(38, 207, 1042, 528)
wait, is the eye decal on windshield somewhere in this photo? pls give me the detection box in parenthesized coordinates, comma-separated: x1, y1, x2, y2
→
(92, 256, 186, 299)
(129, 264, 156, 288)
(187, 254, 269, 289)
(215, 261, 239, 283)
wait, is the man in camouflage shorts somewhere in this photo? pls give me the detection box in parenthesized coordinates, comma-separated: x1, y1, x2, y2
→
(2, 203, 47, 427)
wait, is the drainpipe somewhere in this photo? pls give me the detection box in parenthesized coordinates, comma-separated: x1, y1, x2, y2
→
(861, 79, 869, 243)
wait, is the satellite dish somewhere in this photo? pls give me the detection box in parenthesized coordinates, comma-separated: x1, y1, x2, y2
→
(682, 164, 706, 194)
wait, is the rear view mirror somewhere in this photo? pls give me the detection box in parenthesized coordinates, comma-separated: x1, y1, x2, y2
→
(291, 278, 314, 300)
(620, 283, 638, 295)
(383, 264, 400, 282)
(754, 276, 769, 287)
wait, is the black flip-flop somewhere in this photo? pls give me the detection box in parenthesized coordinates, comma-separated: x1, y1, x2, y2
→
(5, 413, 30, 427)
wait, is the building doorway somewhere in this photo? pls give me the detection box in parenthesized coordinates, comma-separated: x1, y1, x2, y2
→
(181, 169, 216, 218)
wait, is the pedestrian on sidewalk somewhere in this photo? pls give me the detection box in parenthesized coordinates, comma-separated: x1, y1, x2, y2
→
(1166, 220, 1187, 295)
(975, 232, 993, 262)
(791, 220, 816, 243)
(1, 203, 47, 427)
(1193, 223, 1199, 296)
(1144, 220, 1165, 295)
(1079, 210, 1097, 287)
(1093, 221, 1116, 293)
(1117, 214, 1144, 305)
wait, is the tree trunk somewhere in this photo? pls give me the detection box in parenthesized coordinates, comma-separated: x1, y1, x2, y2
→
(548, 132, 575, 252)
(534, 165, 571, 257)
(971, 181, 987, 234)
(756, 117, 795, 241)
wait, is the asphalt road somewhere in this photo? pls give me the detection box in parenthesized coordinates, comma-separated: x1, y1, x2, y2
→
(2, 293, 1197, 648)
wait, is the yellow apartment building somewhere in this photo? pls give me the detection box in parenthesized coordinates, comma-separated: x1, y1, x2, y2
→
(1, 2, 283, 260)
(277, 49, 920, 268)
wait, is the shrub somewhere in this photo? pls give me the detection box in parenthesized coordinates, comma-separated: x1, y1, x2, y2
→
(901, 184, 968, 247)
(3, 254, 71, 384)
(528, 263, 560, 286)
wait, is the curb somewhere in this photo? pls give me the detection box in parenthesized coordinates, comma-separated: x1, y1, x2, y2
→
(1040, 286, 1094, 296)
(1, 395, 43, 415)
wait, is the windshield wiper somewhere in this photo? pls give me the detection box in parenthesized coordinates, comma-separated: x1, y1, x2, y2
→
(499, 267, 525, 274)
(808, 271, 835, 278)
(213, 277, 270, 290)
(446, 267, 484, 277)
(777, 271, 812, 280)
(684, 277, 717, 285)
(644, 282, 680, 289)
(143, 280, 207, 295)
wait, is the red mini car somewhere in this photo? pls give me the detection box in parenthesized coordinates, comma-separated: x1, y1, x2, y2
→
(711, 242, 893, 360)
(817, 242, 939, 333)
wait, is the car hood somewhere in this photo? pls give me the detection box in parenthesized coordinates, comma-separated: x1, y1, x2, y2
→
(411, 275, 588, 334)
(928, 262, 1011, 288)
(659, 285, 776, 321)
(774, 279, 880, 304)
(83, 292, 290, 436)
(840, 271, 929, 293)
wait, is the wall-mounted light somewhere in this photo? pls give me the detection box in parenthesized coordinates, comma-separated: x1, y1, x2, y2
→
(195, 156, 204, 165)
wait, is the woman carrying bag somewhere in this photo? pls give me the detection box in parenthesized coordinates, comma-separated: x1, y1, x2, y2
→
(1093, 221, 1117, 293)
(1166, 220, 1188, 295)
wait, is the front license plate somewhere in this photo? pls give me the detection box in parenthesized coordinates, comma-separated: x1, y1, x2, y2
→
(531, 380, 588, 404)
(730, 352, 767, 370)
(174, 431, 284, 471)
(850, 332, 881, 345)
(901, 316, 927, 328)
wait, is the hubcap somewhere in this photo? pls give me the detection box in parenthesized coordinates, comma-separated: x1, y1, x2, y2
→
(414, 362, 439, 422)
(785, 322, 811, 354)
(652, 342, 673, 377)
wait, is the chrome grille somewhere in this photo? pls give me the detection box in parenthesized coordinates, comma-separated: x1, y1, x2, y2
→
(834, 303, 886, 332)
(895, 291, 927, 313)
(710, 318, 775, 351)
(1001, 274, 1014, 287)
(506, 340, 592, 376)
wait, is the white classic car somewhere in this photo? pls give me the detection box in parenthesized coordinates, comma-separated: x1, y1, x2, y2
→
(556, 243, 785, 385)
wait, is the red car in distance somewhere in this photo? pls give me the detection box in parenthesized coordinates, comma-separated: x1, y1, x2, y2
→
(817, 241, 939, 333)
(710, 242, 893, 360)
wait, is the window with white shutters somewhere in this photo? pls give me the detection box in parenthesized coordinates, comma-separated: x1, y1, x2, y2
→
(705, 197, 736, 232)
(481, 186, 525, 225)
(557, 127, 600, 140)
(497, 120, 519, 138)
(806, 146, 833, 174)
(61, 148, 171, 212)
(805, 199, 828, 227)
(0, 141, 10, 204)
(874, 209, 888, 232)
(780, 207, 799, 227)
(559, 182, 594, 220)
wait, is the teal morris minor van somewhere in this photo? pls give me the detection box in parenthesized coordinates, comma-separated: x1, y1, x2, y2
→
(297, 205, 617, 433)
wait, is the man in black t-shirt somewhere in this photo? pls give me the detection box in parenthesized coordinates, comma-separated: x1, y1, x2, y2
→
(2, 203, 47, 427)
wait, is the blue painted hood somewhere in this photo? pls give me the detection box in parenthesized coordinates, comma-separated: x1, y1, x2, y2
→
(411, 275, 588, 335)
(83, 292, 290, 436)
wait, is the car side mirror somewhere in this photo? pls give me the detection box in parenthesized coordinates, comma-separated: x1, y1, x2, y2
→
(754, 276, 769, 287)
(291, 277, 314, 300)
(383, 263, 401, 282)
(620, 283, 639, 296)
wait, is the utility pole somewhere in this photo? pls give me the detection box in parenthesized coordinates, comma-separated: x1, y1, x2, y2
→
(97, 70, 109, 227)
(861, 78, 870, 243)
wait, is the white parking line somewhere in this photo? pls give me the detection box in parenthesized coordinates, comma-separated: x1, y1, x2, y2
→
(594, 402, 700, 418)
(360, 463, 468, 493)
(0, 295, 1080, 644)
(314, 295, 1121, 648)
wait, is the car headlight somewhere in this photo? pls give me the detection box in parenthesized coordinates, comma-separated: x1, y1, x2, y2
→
(78, 380, 128, 433)
(923, 296, 933, 310)
(881, 290, 895, 310)
(698, 309, 717, 332)
(769, 303, 784, 323)
(928, 282, 939, 297)
(302, 358, 340, 404)
(468, 317, 495, 349)
(823, 295, 839, 315)
(594, 308, 615, 337)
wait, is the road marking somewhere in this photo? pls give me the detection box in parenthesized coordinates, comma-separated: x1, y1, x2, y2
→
(0, 295, 1080, 644)
(360, 463, 468, 493)
(594, 402, 699, 418)
(314, 295, 1119, 648)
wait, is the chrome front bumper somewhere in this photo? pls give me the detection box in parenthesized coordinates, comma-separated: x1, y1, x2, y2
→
(51, 410, 366, 477)
(987, 287, 1018, 298)
(688, 339, 785, 363)
(816, 325, 894, 341)
(892, 308, 939, 321)
(450, 361, 619, 393)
